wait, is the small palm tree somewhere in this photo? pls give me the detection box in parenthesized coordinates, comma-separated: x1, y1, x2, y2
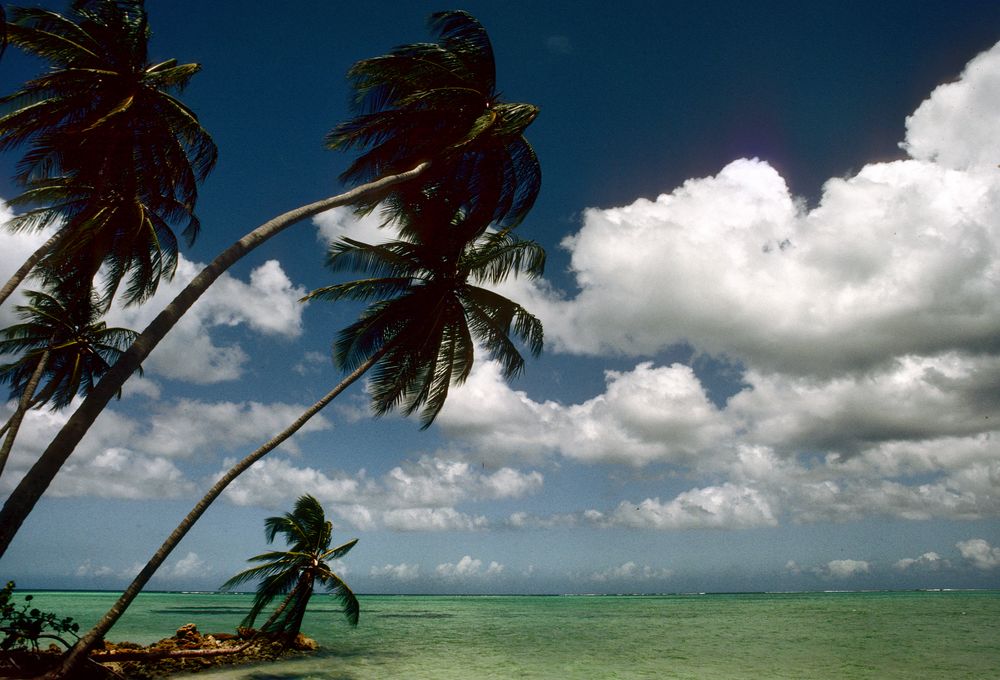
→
(222, 495, 359, 642)
(0, 283, 138, 478)
(0, 0, 217, 306)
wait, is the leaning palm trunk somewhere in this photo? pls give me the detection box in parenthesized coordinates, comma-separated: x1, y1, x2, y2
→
(0, 161, 428, 560)
(0, 348, 48, 478)
(0, 230, 65, 308)
(258, 571, 313, 645)
(279, 578, 314, 644)
(49, 347, 387, 679)
(258, 579, 305, 634)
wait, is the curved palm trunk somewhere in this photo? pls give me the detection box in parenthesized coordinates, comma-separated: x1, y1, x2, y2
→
(280, 577, 314, 644)
(0, 230, 65, 308)
(0, 161, 428, 559)
(261, 571, 313, 641)
(49, 347, 386, 679)
(0, 349, 49, 479)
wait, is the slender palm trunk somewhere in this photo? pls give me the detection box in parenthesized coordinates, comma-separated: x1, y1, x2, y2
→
(48, 348, 387, 679)
(0, 230, 65, 308)
(281, 578, 314, 644)
(260, 572, 312, 638)
(0, 349, 48, 479)
(0, 161, 428, 559)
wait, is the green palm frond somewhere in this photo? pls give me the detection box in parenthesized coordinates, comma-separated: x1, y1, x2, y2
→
(305, 277, 415, 304)
(261, 577, 313, 634)
(220, 554, 301, 591)
(461, 284, 543, 374)
(316, 569, 360, 627)
(321, 538, 358, 562)
(241, 567, 302, 629)
(324, 238, 422, 278)
(464, 230, 546, 284)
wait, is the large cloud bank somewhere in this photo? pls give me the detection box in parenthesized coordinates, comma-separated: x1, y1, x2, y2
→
(437, 40, 1000, 529)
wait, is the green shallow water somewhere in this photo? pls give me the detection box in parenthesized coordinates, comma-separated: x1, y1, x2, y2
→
(22, 590, 1000, 679)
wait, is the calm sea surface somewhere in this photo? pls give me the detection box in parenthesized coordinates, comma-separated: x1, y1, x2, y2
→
(21, 590, 1000, 679)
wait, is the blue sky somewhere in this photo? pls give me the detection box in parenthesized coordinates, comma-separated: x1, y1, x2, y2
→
(1, 1, 999, 595)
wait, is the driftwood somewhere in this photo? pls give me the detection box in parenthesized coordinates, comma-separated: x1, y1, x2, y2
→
(89, 642, 251, 662)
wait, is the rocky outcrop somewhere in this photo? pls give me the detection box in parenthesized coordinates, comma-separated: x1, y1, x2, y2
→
(94, 623, 319, 678)
(0, 624, 319, 679)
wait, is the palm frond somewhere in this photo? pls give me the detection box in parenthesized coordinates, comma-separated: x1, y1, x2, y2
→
(321, 538, 358, 562)
(317, 570, 360, 627)
(464, 230, 546, 284)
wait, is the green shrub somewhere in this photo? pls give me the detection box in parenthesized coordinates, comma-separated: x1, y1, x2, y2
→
(0, 581, 80, 650)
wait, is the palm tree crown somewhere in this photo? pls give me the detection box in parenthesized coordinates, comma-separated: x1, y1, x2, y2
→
(0, 284, 138, 410)
(0, 0, 217, 305)
(304, 196, 545, 428)
(328, 10, 541, 238)
(221, 495, 359, 638)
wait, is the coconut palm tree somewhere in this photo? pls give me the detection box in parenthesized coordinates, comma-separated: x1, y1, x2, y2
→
(0, 8, 541, 561)
(53, 200, 544, 678)
(0, 283, 138, 478)
(221, 495, 359, 642)
(0, 0, 216, 307)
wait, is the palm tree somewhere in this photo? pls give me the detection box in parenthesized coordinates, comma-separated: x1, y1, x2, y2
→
(0, 283, 138, 478)
(221, 495, 359, 643)
(54, 201, 544, 678)
(0, 9, 541, 560)
(0, 0, 217, 307)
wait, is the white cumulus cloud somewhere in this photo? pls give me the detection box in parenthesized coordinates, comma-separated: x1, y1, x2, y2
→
(956, 538, 1000, 570)
(894, 552, 950, 572)
(588, 561, 673, 582)
(164, 552, 210, 579)
(440, 360, 730, 467)
(902, 42, 1000, 170)
(221, 455, 541, 532)
(106, 257, 308, 384)
(370, 563, 421, 581)
(588, 484, 777, 530)
(823, 559, 871, 579)
(435, 555, 503, 579)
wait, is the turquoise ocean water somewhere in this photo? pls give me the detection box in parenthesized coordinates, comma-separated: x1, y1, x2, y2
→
(21, 590, 1000, 679)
